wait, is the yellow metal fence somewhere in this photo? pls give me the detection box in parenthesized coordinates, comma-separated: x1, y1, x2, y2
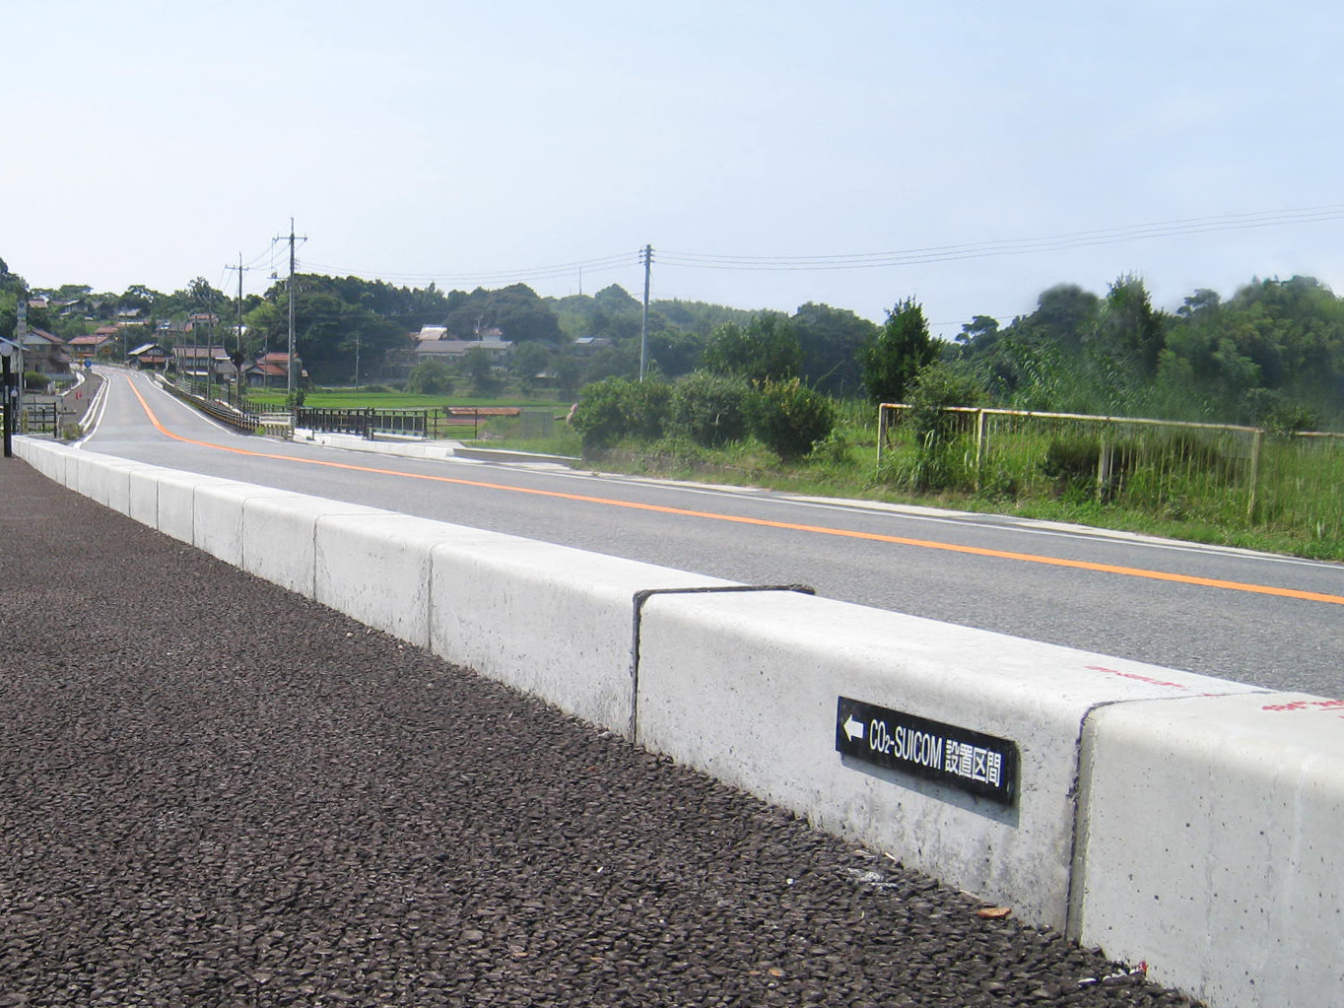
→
(878, 405, 1344, 540)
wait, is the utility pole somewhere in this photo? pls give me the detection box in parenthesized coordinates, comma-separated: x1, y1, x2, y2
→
(225, 254, 250, 403)
(639, 244, 652, 381)
(275, 219, 307, 402)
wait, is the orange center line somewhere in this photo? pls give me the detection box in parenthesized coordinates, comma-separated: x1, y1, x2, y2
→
(125, 380, 1344, 607)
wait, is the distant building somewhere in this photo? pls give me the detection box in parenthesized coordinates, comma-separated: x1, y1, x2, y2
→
(572, 336, 612, 354)
(67, 332, 120, 359)
(18, 329, 73, 379)
(243, 352, 306, 388)
(171, 345, 236, 381)
(411, 336, 513, 362)
(127, 342, 171, 371)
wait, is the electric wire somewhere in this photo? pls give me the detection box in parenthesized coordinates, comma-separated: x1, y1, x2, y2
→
(228, 201, 1343, 299)
(658, 204, 1344, 272)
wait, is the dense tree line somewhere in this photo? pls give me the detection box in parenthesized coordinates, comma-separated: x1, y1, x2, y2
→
(949, 274, 1344, 431)
(8, 249, 1344, 431)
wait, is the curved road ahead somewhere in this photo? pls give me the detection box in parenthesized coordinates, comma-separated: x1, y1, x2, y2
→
(80, 368, 1344, 696)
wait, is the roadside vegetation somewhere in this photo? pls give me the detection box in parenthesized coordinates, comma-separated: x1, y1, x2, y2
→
(7, 255, 1344, 559)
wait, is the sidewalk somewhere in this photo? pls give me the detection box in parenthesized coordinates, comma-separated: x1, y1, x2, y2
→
(0, 454, 1189, 1007)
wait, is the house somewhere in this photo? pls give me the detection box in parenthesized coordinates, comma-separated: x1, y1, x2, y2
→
(17, 329, 73, 380)
(127, 342, 171, 371)
(67, 332, 120, 360)
(411, 336, 514, 362)
(243, 351, 306, 388)
(572, 336, 612, 354)
(171, 345, 236, 381)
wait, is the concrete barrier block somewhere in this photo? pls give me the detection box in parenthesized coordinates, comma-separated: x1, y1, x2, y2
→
(429, 542, 733, 733)
(66, 451, 104, 498)
(241, 494, 390, 598)
(1072, 692, 1344, 1008)
(73, 454, 125, 507)
(75, 452, 164, 515)
(193, 482, 309, 567)
(152, 471, 237, 543)
(126, 468, 161, 526)
(14, 438, 67, 483)
(634, 590, 1262, 930)
(315, 514, 499, 649)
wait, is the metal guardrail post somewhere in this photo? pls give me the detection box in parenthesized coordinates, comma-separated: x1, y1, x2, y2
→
(974, 409, 987, 492)
(1247, 428, 1263, 521)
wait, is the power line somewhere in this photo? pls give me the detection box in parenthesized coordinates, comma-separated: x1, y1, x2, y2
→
(228, 200, 1344, 306)
(658, 203, 1344, 272)
(300, 251, 639, 288)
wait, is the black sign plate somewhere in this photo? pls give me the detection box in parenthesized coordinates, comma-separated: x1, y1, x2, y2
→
(836, 697, 1019, 806)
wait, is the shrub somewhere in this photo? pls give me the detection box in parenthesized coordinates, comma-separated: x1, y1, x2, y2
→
(622, 379, 673, 441)
(668, 372, 749, 448)
(572, 377, 631, 453)
(745, 378, 835, 461)
(569, 377, 673, 455)
(882, 362, 988, 491)
(406, 359, 455, 395)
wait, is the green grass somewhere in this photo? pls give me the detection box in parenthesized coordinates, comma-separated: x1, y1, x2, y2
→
(568, 427, 1344, 561)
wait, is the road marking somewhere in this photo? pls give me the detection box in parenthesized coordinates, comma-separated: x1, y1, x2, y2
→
(123, 379, 1344, 607)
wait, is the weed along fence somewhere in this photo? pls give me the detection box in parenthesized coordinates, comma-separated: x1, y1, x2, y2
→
(877, 404, 1344, 542)
(294, 406, 523, 440)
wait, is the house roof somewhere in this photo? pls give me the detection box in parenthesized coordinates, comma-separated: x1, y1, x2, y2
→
(172, 345, 231, 360)
(414, 337, 513, 357)
(69, 333, 116, 347)
(21, 329, 64, 347)
(128, 342, 165, 356)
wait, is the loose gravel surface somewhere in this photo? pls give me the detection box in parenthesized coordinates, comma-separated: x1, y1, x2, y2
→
(0, 456, 1201, 1007)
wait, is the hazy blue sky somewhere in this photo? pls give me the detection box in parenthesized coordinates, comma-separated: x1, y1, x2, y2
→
(8, 0, 1343, 337)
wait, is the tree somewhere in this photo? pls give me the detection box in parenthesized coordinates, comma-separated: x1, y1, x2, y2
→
(461, 346, 500, 394)
(406, 358, 455, 395)
(859, 298, 936, 403)
(701, 313, 801, 383)
(790, 302, 877, 396)
(186, 277, 224, 313)
(668, 372, 750, 447)
(442, 283, 561, 343)
(511, 341, 552, 394)
(1097, 274, 1166, 376)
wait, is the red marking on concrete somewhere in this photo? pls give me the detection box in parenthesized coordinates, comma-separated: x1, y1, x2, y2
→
(1084, 665, 1191, 690)
(1262, 698, 1344, 713)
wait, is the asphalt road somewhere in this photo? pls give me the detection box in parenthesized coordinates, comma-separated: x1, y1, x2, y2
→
(79, 368, 1344, 696)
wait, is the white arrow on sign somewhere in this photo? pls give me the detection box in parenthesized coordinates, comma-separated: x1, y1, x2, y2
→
(842, 715, 865, 742)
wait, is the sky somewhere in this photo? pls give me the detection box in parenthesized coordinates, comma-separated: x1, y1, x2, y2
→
(7, 0, 1344, 339)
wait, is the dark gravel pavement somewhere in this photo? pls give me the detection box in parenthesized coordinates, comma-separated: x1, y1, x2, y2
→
(0, 456, 1199, 1007)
